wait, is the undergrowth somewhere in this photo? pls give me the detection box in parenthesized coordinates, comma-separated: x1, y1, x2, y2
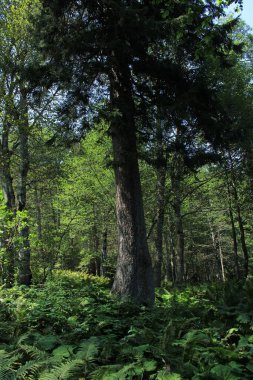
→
(0, 270, 253, 379)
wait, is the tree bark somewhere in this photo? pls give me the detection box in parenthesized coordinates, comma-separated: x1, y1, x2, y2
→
(154, 162, 166, 287)
(226, 178, 240, 280)
(171, 152, 185, 283)
(164, 220, 175, 283)
(17, 91, 32, 286)
(217, 230, 226, 282)
(209, 221, 223, 281)
(109, 54, 154, 305)
(233, 185, 248, 278)
(101, 229, 108, 277)
(174, 196, 184, 283)
(0, 119, 16, 287)
(228, 156, 249, 279)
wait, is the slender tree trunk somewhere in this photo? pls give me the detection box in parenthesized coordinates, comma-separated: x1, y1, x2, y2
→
(226, 179, 240, 280)
(171, 157, 184, 283)
(154, 164, 166, 287)
(209, 221, 222, 281)
(0, 120, 16, 287)
(34, 185, 47, 280)
(34, 185, 42, 240)
(173, 196, 184, 283)
(217, 230, 226, 282)
(101, 229, 108, 277)
(109, 54, 154, 305)
(228, 155, 249, 279)
(153, 122, 167, 287)
(209, 220, 226, 282)
(164, 231, 173, 283)
(170, 136, 185, 284)
(233, 188, 248, 278)
(168, 218, 177, 284)
(17, 92, 32, 286)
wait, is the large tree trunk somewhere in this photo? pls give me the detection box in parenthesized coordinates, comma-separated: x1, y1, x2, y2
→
(17, 92, 32, 286)
(110, 55, 154, 305)
(0, 120, 16, 287)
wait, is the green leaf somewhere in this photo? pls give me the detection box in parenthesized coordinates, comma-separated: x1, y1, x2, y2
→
(52, 345, 74, 358)
(156, 370, 181, 380)
(210, 364, 239, 380)
(36, 334, 59, 351)
(142, 360, 157, 372)
(246, 362, 253, 373)
(236, 314, 250, 324)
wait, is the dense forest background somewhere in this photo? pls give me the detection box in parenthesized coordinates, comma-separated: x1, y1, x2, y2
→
(1, 0, 253, 379)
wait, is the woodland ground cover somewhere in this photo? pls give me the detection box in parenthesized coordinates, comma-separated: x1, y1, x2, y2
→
(0, 271, 253, 380)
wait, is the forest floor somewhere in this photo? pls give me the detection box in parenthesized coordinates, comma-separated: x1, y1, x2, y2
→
(0, 271, 253, 379)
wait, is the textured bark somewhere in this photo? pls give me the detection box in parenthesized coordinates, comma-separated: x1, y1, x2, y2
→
(17, 92, 32, 286)
(110, 54, 154, 305)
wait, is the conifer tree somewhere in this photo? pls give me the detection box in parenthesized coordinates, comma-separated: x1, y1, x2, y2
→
(33, 0, 242, 303)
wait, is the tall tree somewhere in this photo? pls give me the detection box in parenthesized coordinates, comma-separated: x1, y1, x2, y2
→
(0, 0, 41, 285)
(33, 0, 242, 303)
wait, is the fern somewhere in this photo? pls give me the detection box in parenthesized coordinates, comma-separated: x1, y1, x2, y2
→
(18, 344, 48, 360)
(38, 359, 84, 380)
(76, 337, 99, 362)
(0, 368, 15, 380)
(17, 332, 33, 345)
(0, 350, 21, 380)
(15, 360, 44, 380)
(52, 345, 74, 359)
(90, 364, 122, 380)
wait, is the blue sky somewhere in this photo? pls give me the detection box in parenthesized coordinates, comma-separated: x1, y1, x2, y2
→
(239, 0, 253, 27)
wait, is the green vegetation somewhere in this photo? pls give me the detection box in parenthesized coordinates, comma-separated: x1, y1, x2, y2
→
(0, 271, 253, 379)
(1, 0, 253, 378)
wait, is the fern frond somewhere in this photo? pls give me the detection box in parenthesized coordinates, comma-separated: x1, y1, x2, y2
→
(0, 368, 15, 380)
(38, 359, 84, 380)
(76, 337, 99, 362)
(18, 344, 48, 361)
(17, 332, 33, 345)
(90, 365, 122, 380)
(15, 360, 43, 380)
(0, 350, 22, 370)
